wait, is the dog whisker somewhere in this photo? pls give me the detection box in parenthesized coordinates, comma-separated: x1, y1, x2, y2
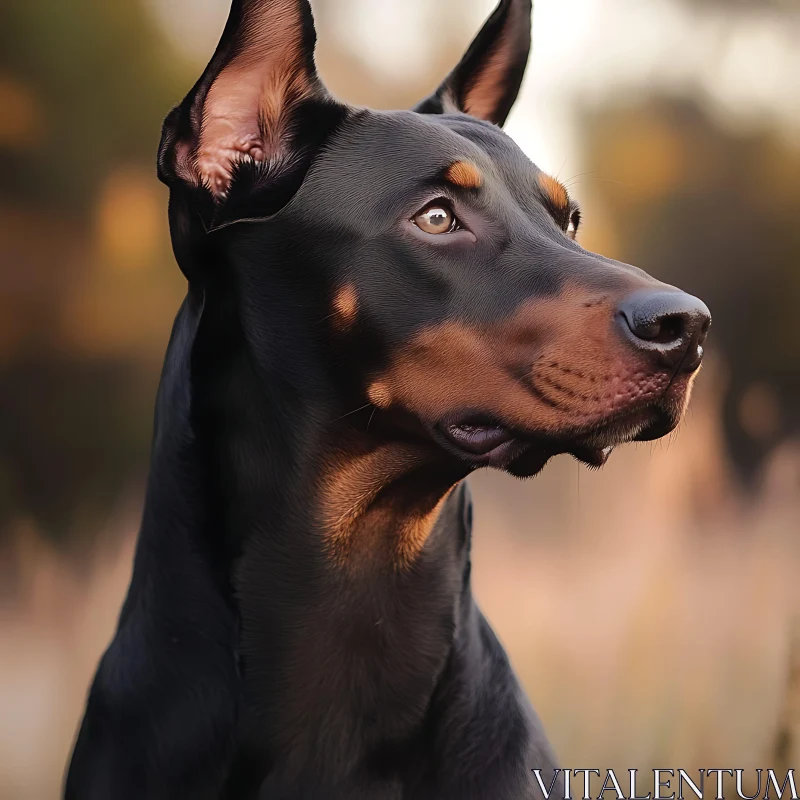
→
(331, 403, 372, 423)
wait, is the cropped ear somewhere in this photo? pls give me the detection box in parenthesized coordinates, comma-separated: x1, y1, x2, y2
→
(157, 0, 346, 225)
(414, 0, 532, 127)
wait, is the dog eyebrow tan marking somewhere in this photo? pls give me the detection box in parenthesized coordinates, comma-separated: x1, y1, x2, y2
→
(444, 161, 483, 190)
(538, 173, 569, 212)
(332, 285, 359, 332)
(367, 381, 392, 409)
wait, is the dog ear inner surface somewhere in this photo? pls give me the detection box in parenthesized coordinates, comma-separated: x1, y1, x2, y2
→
(157, 0, 346, 226)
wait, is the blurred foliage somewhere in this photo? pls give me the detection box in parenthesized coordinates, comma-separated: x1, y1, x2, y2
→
(579, 97, 800, 482)
(1, 0, 189, 214)
(0, 358, 152, 538)
(0, 0, 191, 543)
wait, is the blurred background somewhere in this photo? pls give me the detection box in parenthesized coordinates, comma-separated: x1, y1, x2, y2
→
(1, 0, 799, 796)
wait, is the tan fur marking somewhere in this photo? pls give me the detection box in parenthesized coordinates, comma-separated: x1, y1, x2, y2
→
(538, 173, 569, 212)
(366, 279, 681, 436)
(318, 443, 453, 568)
(332, 285, 359, 332)
(367, 382, 392, 409)
(395, 489, 454, 567)
(318, 280, 701, 570)
(444, 161, 483, 190)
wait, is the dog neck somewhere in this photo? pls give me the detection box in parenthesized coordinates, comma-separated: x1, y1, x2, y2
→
(139, 288, 476, 766)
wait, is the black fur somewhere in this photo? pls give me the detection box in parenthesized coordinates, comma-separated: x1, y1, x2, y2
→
(65, 2, 710, 798)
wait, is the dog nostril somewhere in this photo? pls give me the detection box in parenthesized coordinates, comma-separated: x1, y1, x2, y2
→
(628, 313, 686, 345)
(618, 289, 711, 367)
(630, 318, 662, 340)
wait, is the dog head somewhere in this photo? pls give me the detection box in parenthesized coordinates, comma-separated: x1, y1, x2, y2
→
(158, 0, 710, 482)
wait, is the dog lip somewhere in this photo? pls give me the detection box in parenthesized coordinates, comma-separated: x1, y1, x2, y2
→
(433, 416, 534, 467)
(441, 419, 514, 455)
(433, 400, 667, 472)
(630, 405, 679, 442)
(568, 445, 614, 468)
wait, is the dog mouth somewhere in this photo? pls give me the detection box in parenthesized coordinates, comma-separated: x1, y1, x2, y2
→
(434, 403, 672, 477)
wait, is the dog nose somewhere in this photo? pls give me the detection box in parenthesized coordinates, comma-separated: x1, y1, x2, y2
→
(617, 289, 711, 372)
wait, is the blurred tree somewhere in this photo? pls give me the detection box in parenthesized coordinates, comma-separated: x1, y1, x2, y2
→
(1, 0, 189, 213)
(0, 0, 192, 544)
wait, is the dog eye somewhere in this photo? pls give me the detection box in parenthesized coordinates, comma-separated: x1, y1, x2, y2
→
(413, 202, 458, 234)
(566, 207, 581, 240)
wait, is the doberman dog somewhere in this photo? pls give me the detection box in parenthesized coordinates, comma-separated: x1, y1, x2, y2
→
(65, 1, 711, 798)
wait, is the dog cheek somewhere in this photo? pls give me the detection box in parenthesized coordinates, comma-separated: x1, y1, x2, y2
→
(367, 323, 505, 420)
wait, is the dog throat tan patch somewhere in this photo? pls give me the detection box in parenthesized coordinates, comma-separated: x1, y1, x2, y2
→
(318, 443, 451, 568)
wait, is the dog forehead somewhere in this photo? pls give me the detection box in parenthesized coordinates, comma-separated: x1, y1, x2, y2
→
(305, 109, 530, 196)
